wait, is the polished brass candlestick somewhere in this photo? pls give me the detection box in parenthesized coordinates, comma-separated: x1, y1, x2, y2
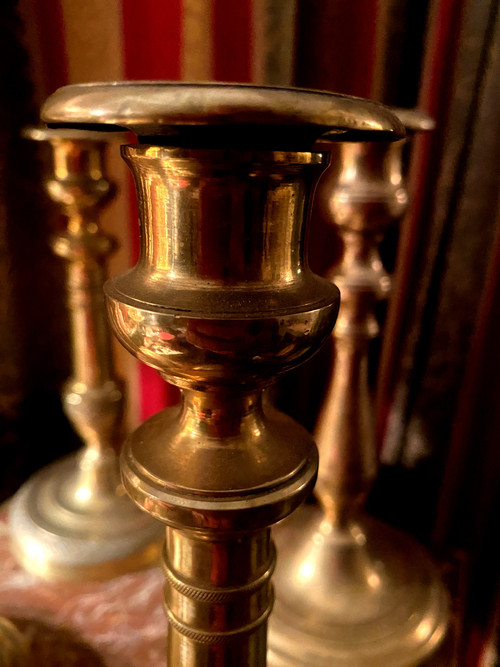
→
(41, 82, 403, 664)
(8, 128, 161, 581)
(269, 111, 448, 667)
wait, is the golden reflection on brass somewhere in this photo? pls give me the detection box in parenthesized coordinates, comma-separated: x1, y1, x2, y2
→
(40, 82, 404, 665)
(0, 618, 28, 667)
(8, 128, 161, 581)
(269, 111, 449, 666)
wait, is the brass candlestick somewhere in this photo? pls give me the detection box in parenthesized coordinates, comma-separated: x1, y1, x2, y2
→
(41, 82, 403, 664)
(269, 111, 448, 666)
(8, 128, 161, 581)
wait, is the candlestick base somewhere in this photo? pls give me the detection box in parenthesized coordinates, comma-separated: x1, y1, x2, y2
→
(268, 503, 448, 667)
(8, 453, 162, 582)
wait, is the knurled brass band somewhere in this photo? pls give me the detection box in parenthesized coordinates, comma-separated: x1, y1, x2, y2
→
(162, 542, 276, 603)
(164, 598, 274, 645)
(162, 539, 276, 644)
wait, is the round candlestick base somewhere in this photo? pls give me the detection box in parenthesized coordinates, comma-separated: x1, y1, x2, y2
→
(268, 504, 449, 667)
(8, 453, 162, 582)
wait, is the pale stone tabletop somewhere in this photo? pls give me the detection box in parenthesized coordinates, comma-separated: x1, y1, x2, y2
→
(0, 507, 166, 666)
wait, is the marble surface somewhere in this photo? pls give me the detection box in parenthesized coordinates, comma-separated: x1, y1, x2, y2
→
(0, 507, 166, 666)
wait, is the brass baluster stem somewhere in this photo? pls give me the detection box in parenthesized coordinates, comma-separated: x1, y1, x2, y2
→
(49, 135, 122, 493)
(314, 140, 403, 525)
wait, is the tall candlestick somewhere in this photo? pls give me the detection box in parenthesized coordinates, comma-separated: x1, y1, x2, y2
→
(9, 128, 161, 581)
(41, 82, 403, 663)
(269, 110, 448, 667)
